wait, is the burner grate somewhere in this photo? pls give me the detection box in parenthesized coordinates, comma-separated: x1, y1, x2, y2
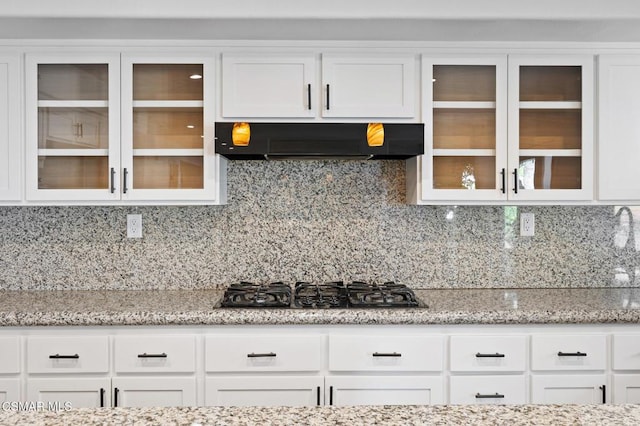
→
(221, 281, 291, 308)
(293, 281, 348, 308)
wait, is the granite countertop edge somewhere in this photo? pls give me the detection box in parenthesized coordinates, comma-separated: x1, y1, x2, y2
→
(1, 287, 640, 326)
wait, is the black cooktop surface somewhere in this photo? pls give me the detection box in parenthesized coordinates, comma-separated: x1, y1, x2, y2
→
(221, 281, 423, 309)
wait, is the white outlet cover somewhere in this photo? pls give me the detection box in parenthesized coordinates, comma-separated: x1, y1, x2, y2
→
(127, 214, 142, 238)
(520, 212, 535, 237)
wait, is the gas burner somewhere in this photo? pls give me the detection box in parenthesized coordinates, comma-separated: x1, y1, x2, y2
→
(293, 281, 348, 308)
(347, 281, 419, 308)
(221, 281, 291, 308)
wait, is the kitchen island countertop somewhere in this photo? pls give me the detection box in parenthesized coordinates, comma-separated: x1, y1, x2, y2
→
(1, 287, 640, 326)
(1, 404, 639, 426)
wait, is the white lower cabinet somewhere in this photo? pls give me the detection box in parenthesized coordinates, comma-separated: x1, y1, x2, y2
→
(112, 377, 196, 407)
(0, 379, 20, 403)
(27, 377, 110, 408)
(531, 375, 607, 404)
(205, 376, 323, 407)
(613, 375, 640, 403)
(326, 376, 443, 406)
(450, 375, 526, 404)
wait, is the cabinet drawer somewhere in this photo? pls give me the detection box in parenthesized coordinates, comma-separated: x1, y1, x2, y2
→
(531, 334, 606, 371)
(613, 334, 640, 370)
(114, 335, 196, 373)
(205, 335, 322, 372)
(27, 336, 108, 374)
(329, 335, 443, 372)
(0, 336, 20, 374)
(450, 375, 526, 404)
(450, 335, 526, 372)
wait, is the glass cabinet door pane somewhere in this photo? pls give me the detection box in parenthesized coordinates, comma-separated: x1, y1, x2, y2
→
(518, 156, 581, 190)
(38, 107, 109, 149)
(433, 109, 496, 149)
(37, 156, 109, 189)
(519, 109, 581, 150)
(38, 64, 108, 101)
(133, 64, 203, 101)
(133, 157, 203, 189)
(133, 108, 203, 149)
(433, 66, 496, 101)
(519, 66, 581, 102)
(433, 156, 496, 190)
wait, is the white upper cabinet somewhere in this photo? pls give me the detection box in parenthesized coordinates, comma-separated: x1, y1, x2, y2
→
(0, 53, 21, 201)
(321, 54, 416, 118)
(410, 54, 594, 204)
(221, 53, 316, 118)
(24, 52, 225, 204)
(597, 55, 640, 202)
(418, 55, 508, 202)
(121, 54, 223, 202)
(220, 52, 417, 120)
(507, 55, 594, 202)
(25, 53, 121, 202)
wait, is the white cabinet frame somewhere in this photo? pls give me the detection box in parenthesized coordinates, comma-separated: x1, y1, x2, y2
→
(0, 53, 22, 201)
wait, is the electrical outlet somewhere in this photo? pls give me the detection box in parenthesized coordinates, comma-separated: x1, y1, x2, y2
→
(520, 212, 535, 237)
(127, 214, 142, 238)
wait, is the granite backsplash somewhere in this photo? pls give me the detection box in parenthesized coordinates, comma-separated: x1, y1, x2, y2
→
(0, 160, 638, 290)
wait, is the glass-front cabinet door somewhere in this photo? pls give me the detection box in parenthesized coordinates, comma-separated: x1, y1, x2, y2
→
(25, 54, 120, 201)
(121, 55, 220, 202)
(421, 56, 507, 201)
(507, 55, 594, 201)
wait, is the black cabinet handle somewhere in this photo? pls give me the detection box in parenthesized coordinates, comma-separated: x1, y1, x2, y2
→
(600, 385, 606, 404)
(100, 388, 105, 408)
(475, 393, 505, 399)
(500, 168, 506, 194)
(307, 84, 312, 110)
(326, 84, 330, 110)
(110, 167, 116, 194)
(316, 386, 320, 406)
(49, 354, 79, 359)
(114, 387, 119, 407)
(137, 352, 167, 358)
(512, 168, 518, 194)
(123, 168, 128, 194)
(476, 352, 505, 358)
(372, 352, 402, 357)
(247, 352, 276, 358)
(329, 385, 333, 405)
(557, 351, 587, 357)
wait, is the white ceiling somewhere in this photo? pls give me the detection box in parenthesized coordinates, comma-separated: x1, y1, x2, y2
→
(1, 0, 640, 42)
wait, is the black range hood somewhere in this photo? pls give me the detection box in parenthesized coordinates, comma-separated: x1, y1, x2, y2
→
(215, 122, 424, 160)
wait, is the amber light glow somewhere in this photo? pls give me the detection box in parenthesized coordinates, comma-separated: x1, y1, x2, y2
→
(232, 122, 251, 146)
(367, 123, 384, 147)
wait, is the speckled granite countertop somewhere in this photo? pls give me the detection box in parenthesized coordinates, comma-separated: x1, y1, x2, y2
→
(1, 405, 640, 426)
(1, 287, 640, 326)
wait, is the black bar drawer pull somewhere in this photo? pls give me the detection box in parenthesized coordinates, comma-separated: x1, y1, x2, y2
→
(475, 393, 505, 399)
(99, 388, 105, 408)
(600, 385, 606, 404)
(500, 168, 506, 194)
(307, 84, 312, 110)
(137, 352, 167, 358)
(329, 386, 333, 405)
(326, 84, 330, 110)
(512, 168, 518, 194)
(114, 387, 119, 407)
(247, 352, 277, 358)
(49, 354, 79, 359)
(316, 386, 320, 406)
(558, 351, 587, 357)
(476, 352, 505, 358)
(123, 168, 129, 194)
(372, 352, 402, 357)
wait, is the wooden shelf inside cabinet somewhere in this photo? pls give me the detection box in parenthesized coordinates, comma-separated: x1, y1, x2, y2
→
(519, 101, 582, 109)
